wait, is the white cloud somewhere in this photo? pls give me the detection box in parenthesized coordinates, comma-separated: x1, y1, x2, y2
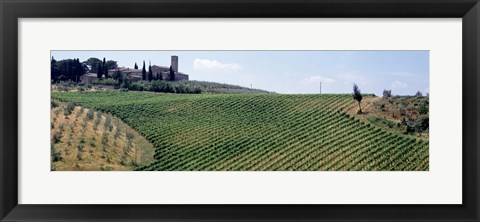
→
(305, 75, 335, 84)
(391, 81, 407, 89)
(193, 58, 243, 72)
(382, 71, 415, 77)
(338, 72, 368, 85)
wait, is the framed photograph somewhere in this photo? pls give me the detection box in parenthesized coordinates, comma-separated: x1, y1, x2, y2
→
(1, 0, 479, 221)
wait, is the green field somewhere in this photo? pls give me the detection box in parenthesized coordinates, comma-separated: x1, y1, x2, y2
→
(51, 91, 429, 171)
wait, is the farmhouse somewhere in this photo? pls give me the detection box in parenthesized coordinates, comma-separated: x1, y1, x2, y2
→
(79, 73, 99, 84)
(79, 55, 189, 84)
(110, 55, 189, 81)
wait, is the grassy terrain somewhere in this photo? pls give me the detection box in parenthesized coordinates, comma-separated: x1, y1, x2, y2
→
(52, 91, 429, 171)
(346, 96, 429, 139)
(50, 100, 154, 171)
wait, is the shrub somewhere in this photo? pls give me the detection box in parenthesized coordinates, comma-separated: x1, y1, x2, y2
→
(52, 132, 62, 144)
(51, 100, 59, 108)
(104, 116, 112, 131)
(114, 125, 121, 139)
(51, 145, 62, 162)
(58, 123, 65, 132)
(129, 82, 145, 91)
(94, 111, 102, 130)
(126, 131, 134, 141)
(64, 102, 75, 116)
(86, 108, 95, 120)
(101, 131, 109, 144)
(92, 78, 119, 86)
(418, 102, 428, 115)
(76, 107, 84, 118)
(382, 89, 392, 98)
(76, 151, 83, 160)
(54, 108, 61, 117)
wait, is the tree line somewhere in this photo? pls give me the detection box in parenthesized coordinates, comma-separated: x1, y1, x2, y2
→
(51, 57, 118, 83)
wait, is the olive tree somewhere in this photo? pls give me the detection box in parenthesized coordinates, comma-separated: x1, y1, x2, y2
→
(353, 83, 363, 114)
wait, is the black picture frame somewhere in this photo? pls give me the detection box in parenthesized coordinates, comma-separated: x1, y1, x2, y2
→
(1, 0, 479, 221)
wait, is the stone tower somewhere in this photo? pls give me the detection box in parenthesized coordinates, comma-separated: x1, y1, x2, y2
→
(171, 55, 178, 73)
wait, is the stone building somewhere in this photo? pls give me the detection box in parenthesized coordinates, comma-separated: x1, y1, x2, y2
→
(107, 67, 143, 82)
(79, 73, 99, 84)
(150, 55, 189, 81)
(107, 55, 189, 82)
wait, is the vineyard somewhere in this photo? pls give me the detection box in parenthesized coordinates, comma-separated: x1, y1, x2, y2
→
(51, 91, 429, 171)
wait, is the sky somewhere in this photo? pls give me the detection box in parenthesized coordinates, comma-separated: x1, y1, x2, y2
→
(51, 50, 429, 95)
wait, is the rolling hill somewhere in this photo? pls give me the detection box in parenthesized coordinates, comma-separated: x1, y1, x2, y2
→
(51, 91, 429, 171)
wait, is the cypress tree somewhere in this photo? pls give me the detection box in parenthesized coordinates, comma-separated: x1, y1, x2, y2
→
(74, 58, 84, 83)
(134, 62, 138, 69)
(142, 61, 146, 81)
(97, 63, 103, 79)
(50, 56, 58, 82)
(103, 57, 109, 78)
(148, 65, 153, 82)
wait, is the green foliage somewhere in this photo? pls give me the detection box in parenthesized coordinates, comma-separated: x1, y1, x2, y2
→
(96, 63, 103, 79)
(104, 116, 112, 131)
(83, 57, 102, 73)
(52, 132, 62, 144)
(64, 102, 75, 116)
(383, 89, 392, 98)
(92, 78, 118, 86)
(148, 65, 153, 82)
(112, 69, 123, 81)
(368, 116, 395, 128)
(124, 80, 272, 94)
(94, 111, 102, 129)
(77, 107, 84, 118)
(51, 58, 86, 83)
(86, 108, 95, 120)
(101, 131, 109, 144)
(52, 91, 429, 171)
(142, 61, 146, 81)
(120, 76, 131, 89)
(89, 138, 96, 147)
(102, 57, 108, 78)
(51, 100, 59, 108)
(51, 144, 63, 162)
(105, 60, 118, 71)
(126, 131, 134, 141)
(418, 101, 428, 115)
(127, 80, 201, 94)
(353, 84, 363, 114)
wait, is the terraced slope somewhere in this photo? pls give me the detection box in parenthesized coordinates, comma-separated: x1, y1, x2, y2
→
(51, 91, 429, 171)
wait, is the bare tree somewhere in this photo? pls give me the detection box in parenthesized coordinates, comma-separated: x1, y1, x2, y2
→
(353, 83, 363, 114)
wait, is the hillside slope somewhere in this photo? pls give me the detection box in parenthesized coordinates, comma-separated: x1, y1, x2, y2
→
(50, 100, 155, 170)
(52, 91, 429, 171)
